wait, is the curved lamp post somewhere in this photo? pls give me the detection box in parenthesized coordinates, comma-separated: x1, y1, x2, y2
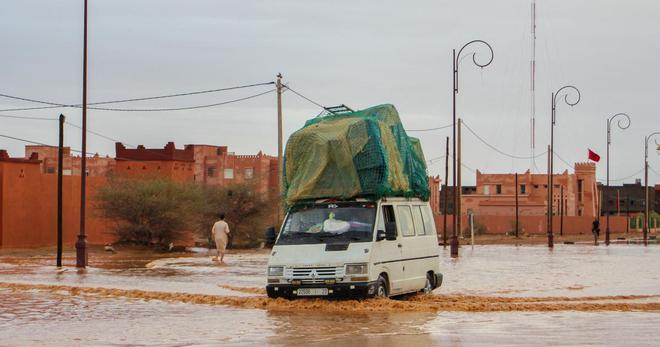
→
(451, 40, 494, 258)
(605, 113, 631, 245)
(643, 132, 660, 246)
(548, 85, 581, 248)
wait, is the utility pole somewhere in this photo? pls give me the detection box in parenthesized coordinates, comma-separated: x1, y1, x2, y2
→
(560, 184, 564, 236)
(643, 132, 659, 246)
(547, 145, 553, 247)
(276, 73, 284, 224)
(457, 118, 462, 240)
(76, 0, 89, 268)
(450, 39, 493, 258)
(606, 113, 631, 246)
(515, 172, 519, 238)
(443, 136, 449, 247)
(57, 114, 65, 267)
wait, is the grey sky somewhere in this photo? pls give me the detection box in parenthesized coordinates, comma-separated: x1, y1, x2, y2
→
(1, 0, 658, 185)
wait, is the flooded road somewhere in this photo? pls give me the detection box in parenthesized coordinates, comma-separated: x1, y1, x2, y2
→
(1, 245, 659, 346)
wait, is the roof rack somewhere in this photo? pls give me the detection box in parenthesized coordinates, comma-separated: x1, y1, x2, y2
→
(324, 104, 354, 114)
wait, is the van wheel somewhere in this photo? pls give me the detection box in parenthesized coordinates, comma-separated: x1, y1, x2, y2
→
(422, 273, 433, 294)
(375, 275, 388, 298)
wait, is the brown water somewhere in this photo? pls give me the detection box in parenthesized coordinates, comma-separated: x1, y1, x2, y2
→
(1, 245, 659, 346)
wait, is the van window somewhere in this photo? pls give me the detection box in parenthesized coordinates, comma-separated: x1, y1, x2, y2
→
(421, 206, 435, 236)
(397, 206, 415, 237)
(412, 206, 425, 235)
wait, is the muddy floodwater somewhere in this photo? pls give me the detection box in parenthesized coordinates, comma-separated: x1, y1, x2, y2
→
(1, 245, 659, 346)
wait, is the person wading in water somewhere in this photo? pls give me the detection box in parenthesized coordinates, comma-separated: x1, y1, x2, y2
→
(592, 218, 600, 246)
(211, 213, 231, 264)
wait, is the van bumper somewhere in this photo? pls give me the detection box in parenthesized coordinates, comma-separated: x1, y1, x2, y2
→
(266, 281, 377, 299)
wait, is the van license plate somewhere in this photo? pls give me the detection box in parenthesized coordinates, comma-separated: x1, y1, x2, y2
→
(297, 288, 328, 296)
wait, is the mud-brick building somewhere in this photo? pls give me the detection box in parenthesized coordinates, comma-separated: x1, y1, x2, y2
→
(441, 162, 599, 217)
(0, 150, 112, 248)
(185, 144, 278, 194)
(115, 142, 195, 182)
(26, 145, 115, 177)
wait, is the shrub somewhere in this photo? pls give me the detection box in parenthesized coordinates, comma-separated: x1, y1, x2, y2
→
(95, 177, 200, 248)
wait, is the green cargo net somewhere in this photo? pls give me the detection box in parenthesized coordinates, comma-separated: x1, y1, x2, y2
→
(283, 104, 429, 205)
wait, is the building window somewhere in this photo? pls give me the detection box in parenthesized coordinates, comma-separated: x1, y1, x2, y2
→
(245, 168, 254, 179)
(484, 185, 490, 195)
(207, 167, 215, 177)
(520, 184, 526, 194)
(534, 185, 539, 189)
(496, 184, 502, 194)
(224, 168, 234, 179)
(46, 167, 55, 174)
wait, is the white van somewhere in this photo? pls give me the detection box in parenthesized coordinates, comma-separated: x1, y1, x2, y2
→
(266, 197, 442, 299)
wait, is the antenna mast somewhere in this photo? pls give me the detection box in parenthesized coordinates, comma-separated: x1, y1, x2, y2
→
(530, 0, 537, 168)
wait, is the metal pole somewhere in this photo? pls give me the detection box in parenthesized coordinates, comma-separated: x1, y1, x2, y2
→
(457, 118, 462, 239)
(276, 73, 283, 225)
(515, 172, 519, 238)
(76, 0, 88, 268)
(606, 120, 610, 245)
(643, 132, 659, 246)
(57, 114, 65, 267)
(644, 137, 649, 246)
(548, 92, 554, 248)
(443, 136, 449, 247)
(560, 184, 564, 236)
(449, 40, 493, 257)
(450, 49, 458, 258)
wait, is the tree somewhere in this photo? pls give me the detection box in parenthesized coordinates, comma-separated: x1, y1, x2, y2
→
(95, 177, 199, 248)
(192, 180, 278, 248)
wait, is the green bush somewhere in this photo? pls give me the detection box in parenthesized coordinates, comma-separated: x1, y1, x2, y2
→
(96, 178, 199, 248)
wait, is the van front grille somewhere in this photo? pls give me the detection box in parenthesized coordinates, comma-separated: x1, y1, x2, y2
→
(284, 266, 344, 279)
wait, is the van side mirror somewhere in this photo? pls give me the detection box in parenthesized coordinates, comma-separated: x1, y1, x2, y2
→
(265, 226, 277, 247)
(385, 222, 397, 240)
(376, 230, 386, 241)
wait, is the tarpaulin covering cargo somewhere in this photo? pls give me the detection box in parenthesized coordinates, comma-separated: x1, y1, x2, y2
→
(283, 104, 429, 205)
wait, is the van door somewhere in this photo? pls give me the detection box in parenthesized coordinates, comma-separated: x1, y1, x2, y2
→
(371, 204, 405, 295)
(395, 204, 423, 292)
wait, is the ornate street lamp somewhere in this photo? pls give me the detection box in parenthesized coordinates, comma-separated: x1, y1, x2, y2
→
(548, 85, 580, 248)
(605, 113, 631, 245)
(643, 131, 660, 246)
(450, 40, 494, 258)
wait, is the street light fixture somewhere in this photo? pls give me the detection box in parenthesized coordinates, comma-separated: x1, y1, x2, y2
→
(451, 40, 494, 257)
(605, 113, 631, 245)
(643, 131, 660, 246)
(548, 85, 581, 248)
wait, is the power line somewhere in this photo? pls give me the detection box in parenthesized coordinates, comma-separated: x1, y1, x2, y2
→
(0, 133, 90, 155)
(282, 85, 327, 110)
(0, 114, 57, 121)
(462, 120, 546, 160)
(0, 82, 275, 112)
(406, 124, 452, 132)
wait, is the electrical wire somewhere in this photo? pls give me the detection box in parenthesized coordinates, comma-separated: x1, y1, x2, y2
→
(0, 82, 275, 112)
(406, 124, 452, 132)
(282, 85, 326, 110)
(0, 114, 57, 121)
(462, 120, 546, 160)
(0, 133, 90, 155)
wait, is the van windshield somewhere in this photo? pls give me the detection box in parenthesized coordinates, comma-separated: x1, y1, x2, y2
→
(277, 202, 376, 245)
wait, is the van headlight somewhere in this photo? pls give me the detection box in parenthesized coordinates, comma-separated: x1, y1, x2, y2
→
(268, 266, 284, 277)
(345, 263, 368, 275)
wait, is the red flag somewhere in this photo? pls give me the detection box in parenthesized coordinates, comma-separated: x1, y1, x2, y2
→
(588, 149, 600, 162)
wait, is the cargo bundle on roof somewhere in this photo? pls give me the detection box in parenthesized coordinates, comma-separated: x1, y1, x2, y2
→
(283, 104, 429, 205)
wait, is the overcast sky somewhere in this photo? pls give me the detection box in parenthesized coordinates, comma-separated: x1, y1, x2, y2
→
(1, 0, 658, 185)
